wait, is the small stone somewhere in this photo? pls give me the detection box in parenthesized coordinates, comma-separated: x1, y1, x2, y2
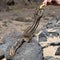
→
(39, 32, 47, 42)
(37, 30, 49, 42)
(55, 47, 60, 55)
(46, 17, 58, 29)
(44, 56, 60, 60)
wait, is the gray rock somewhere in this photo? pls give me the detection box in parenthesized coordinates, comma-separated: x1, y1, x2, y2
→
(0, 31, 22, 59)
(38, 30, 49, 42)
(48, 32, 59, 37)
(2, 31, 43, 60)
(3, 31, 22, 45)
(46, 17, 58, 29)
(38, 27, 59, 42)
(55, 47, 60, 55)
(48, 58, 60, 60)
(56, 16, 60, 21)
(39, 32, 47, 42)
(44, 56, 53, 60)
(13, 42, 43, 60)
(44, 56, 60, 60)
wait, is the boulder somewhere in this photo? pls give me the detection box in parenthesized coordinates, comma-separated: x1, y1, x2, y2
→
(1, 31, 43, 60)
(13, 42, 43, 60)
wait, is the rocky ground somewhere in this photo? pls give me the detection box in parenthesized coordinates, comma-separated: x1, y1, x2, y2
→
(0, 0, 60, 60)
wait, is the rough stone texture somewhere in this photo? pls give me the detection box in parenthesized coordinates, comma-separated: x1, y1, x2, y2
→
(38, 31, 47, 42)
(55, 47, 60, 55)
(44, 56, 60, 60)
(48, 32, 59, 37)
(3, 31, 22, 45)
(46, 16, 58, 29)
(0, 31, 43, 60)
(37, 16, 60, 58)
(12, 42, 43, 60)
(37, 16, 60, 42)
(0, 31, 22, 59)
(38, 30, 59, 42)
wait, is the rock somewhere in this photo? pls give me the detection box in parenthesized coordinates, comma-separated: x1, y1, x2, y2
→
(0, 43, 10, 59)
(48, 58, 60, 60)
(44, 56, 60, 60)
(12, 42, 43, 60)
(46, 17, 58, 29)
(3, 31, 22, 45)
(1, 31, 22, 59)
(2, 31, 43, 60)
(37, 16, 60, 41)
(44, 56, 53, 60)
(48, 32, 59, 37)
(38, 32, 47, 42)
(55, 47, 60, 55)
(56, 16, 60, 21)
(37, 30, 49, 42)
(0, 42, 13, 59)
